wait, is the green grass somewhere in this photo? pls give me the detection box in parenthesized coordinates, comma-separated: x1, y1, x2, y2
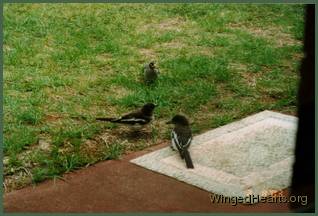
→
(103, 142, 125, 160)
(4, 3, 304, 191)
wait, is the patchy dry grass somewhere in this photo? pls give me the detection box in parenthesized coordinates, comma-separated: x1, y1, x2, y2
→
(228, 24, 302, 48)
(139, 17, 187, 32)
(4, 3, 304, 192)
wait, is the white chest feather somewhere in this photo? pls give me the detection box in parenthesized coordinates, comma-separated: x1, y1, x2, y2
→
(171, 130, 179, 151)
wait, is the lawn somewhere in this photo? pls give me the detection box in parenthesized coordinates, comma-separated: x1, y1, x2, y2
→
(3, 3, 304, 192)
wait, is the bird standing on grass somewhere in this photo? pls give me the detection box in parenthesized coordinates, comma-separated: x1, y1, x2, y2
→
(166, 115, 194, 169)
(96, 103, 156, 126)
(144, 61, 160, 84)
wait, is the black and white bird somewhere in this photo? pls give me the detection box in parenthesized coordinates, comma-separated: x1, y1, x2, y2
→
(96, 103, 156, 126)
(166, 115, 194, 169)
(143, 61, 160, 84)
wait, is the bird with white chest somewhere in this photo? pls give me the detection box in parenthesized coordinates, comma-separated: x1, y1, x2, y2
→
(167, 115, 194, 169)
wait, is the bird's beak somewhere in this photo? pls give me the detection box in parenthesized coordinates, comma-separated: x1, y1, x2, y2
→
(166, 120, 172, 124)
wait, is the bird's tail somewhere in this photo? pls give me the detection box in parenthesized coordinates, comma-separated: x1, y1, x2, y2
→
(70, 116, 88, 121)
(96, 117, 118, 122)
(183, 149, 194, 169)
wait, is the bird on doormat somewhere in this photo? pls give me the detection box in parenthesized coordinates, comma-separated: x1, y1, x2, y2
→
(167, 115, 194, 169)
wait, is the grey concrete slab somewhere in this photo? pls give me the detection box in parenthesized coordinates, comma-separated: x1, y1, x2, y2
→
(131, 111, 297, 198)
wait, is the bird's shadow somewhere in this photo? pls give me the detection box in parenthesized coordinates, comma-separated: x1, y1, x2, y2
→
(124, 130, 152, 140)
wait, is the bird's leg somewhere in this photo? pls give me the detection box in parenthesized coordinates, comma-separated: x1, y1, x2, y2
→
(130, 124, 144, 132)
(179, 150, 185, 159)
